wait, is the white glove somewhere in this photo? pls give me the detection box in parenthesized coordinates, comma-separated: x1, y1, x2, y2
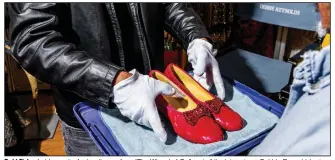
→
(187, 39, 225, 100)
(112, 69, 176, 142)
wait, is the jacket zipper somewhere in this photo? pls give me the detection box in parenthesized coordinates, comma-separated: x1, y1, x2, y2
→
(105, 3, 125, 68)
(129, 3, 152, 73)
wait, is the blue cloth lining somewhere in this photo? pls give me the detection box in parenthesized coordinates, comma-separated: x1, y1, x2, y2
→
(100, 79, 279, 155)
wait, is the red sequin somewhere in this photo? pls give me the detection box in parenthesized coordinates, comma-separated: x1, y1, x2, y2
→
(183, 104, 211, 126)
(205, 98, 224, 114)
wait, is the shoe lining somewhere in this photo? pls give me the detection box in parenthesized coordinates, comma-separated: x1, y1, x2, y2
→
(171, 66, 213, 102)
(151, 72, 197, 112)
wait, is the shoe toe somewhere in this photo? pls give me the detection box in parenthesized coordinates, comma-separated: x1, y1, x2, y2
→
(215, 107, 244, 131)
(191, 117, 224, 144)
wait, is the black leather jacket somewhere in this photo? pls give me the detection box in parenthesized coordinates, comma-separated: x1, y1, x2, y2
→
(8, 3, 210, 128)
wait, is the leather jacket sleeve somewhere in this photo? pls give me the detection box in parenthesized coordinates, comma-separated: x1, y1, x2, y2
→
(163, 3, 212, 49)
(8, 3, 123, 107)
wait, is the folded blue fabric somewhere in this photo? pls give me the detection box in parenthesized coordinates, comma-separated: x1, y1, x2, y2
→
(100, 79, 279, 155)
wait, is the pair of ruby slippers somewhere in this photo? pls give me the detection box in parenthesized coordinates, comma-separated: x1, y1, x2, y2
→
(149, 64, 244, 144)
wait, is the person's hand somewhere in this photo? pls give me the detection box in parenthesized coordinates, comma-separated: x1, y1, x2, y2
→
(187, 39, 225, 100)
(112, 69, 176, 142)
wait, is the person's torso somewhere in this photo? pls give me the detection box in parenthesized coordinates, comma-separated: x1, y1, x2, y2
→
(55, 3, 165, 128)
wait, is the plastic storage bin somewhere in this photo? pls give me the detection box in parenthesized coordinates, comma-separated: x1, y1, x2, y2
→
(73, 78, 285, 156)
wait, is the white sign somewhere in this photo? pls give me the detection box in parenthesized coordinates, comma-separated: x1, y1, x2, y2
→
(259, 4, 300, 15)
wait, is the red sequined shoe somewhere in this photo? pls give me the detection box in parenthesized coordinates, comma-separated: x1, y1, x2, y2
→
(164, 64, 244, 131)
(149, 70, 223, 144)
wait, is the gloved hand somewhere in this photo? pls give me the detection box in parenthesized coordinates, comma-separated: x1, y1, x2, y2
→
(187, 39, 225, 100)
(112, 69, 176, 142)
